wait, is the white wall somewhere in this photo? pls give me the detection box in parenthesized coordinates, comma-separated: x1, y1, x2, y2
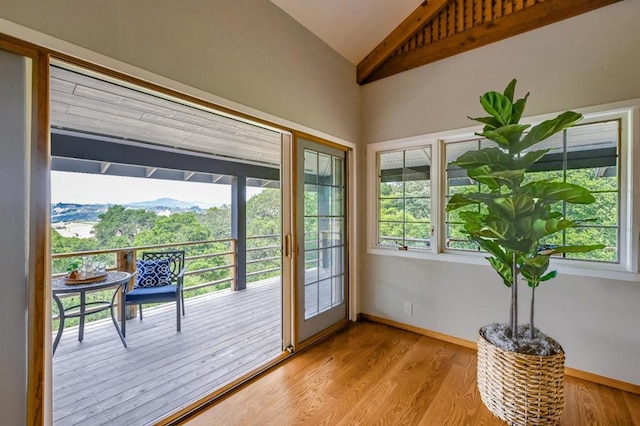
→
(0, 49, 30, 426)
(360, 1, 640, 386)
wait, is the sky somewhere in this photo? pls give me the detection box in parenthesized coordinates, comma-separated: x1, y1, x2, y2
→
(51, 171, 263, 206)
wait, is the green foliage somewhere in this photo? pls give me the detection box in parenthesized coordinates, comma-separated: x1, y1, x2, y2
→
(198, 206, 231, 239)
(247, 189, 281, 282)
(446, 80, 605, 339)
(66, 260, 81, 272)
(94, 205, 156, 247)
(378, 176, 431, 248)
(134, 212, 210, 246)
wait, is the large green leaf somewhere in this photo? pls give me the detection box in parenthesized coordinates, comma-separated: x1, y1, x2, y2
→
(485, 193, 535, 222)
(521, 258, 553, 287)
(531, 218, 576, 240)
(511, 93, 529, 124)
(446, 193, 480, 211)
(487, 256, 512, 287)
(495, 236, 534, 253)
(513, 111, 582, 152)
(458, 211, 485, 234)
(522, 255, 550, 269)
(459, 211, 485, 223)
(539, 270, 557, 281)
(473, 237, 511, 264)
(478, 124, 530, 147)
(486, 169, 526, 187)
(503, 79, 517, 102)
(522, 181, 596, 204)
(515, 215, 534, 237)
(472, 219, 513, 240)
(529, 204, 552, 222)
(467, 165, 500, 191)
(479, 91, 513, 125)
(453, 147, 510, 171)
(512, 149, 549, 170)
(468, 115, 501, 130)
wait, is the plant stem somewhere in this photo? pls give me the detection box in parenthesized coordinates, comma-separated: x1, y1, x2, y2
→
(509, 302, 513, 339)
(511, 252, 518, 341)
(530, 284, 536, 339)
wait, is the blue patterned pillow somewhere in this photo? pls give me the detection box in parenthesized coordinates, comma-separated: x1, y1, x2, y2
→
(135, 258, 171, 288)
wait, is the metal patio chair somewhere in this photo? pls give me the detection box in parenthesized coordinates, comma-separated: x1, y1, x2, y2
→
(121, 250, 186, 339)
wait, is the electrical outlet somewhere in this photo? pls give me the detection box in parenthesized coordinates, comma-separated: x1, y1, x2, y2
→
(404, 302, 413, 316)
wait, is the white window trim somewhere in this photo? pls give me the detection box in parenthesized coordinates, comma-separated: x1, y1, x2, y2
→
(367, 100, 640, 282)
(368, 135, 437, 255)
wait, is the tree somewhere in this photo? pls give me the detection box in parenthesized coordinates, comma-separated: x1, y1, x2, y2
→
(198, 206, 231, 239)
(134, 212, 211, 246)
(93, 205, 156, 247)
(246, 189, 282, 280)
(247, 189, 281, 237)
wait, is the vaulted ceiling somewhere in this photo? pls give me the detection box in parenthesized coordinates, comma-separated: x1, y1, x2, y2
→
(357, 0, 622, 84)
(273, 0, 623, 85)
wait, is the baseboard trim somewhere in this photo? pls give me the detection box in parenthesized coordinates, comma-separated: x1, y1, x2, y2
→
(360, 313, 640, 395)
(361, 313, 477, 350)
(564, 367, 640, 395)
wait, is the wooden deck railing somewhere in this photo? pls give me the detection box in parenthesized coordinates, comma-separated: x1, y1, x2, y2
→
(246, 234, 281, 280)
(51, 235, 281, 322)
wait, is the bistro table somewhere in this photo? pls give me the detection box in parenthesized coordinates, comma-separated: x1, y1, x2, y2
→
(52, 270, 132, 355)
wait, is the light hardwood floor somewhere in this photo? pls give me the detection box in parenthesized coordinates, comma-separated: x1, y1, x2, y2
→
(187, 321, 640, 425)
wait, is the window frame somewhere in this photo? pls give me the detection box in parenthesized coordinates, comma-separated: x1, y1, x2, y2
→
(367, 103, 640, 281)
(368, 136, 438, 256)
(442, 118, 622, 264)
(376, 146, 433, 250)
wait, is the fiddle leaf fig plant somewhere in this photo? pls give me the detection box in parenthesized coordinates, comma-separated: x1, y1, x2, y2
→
(446, 80, 604, 341)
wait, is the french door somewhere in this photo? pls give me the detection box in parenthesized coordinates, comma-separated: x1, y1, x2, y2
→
(296, 138, 348, 342)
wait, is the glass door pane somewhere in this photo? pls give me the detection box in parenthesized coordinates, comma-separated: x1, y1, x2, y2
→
(297, 139, 347, 342)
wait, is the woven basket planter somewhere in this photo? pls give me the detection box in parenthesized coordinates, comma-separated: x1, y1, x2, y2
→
(477, 331, 565, 425)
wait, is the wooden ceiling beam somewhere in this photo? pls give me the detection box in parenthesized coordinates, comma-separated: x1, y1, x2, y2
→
(357, 0, 450, 84)
(362, 0, 622, 84)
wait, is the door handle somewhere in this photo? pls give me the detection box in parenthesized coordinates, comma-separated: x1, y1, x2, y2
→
(285, 234, 292, 258)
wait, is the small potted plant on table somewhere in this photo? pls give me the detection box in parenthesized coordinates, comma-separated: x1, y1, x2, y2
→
(446, 80, 604, 425)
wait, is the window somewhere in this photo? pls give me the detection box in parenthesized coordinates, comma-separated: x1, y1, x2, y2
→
(377, 148, 431, 249)
(444, 138, 494, 251)
(443, 119, 620, 263)
(368, 106, 635, 275)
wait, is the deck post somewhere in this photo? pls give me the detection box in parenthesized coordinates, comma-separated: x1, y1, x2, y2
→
(116, 249, 137, 319)
(232, 176, 247, 291)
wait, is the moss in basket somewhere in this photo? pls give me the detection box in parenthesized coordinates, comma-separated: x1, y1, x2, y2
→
(445, 79, 604, 353)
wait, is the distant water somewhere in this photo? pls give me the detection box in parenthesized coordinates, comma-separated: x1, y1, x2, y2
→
(52, 222, 96, 239)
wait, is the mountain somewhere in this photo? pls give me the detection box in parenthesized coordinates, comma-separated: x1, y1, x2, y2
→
(126, 198, 198, 209)
(51, 198, 210, 223)
(51, 203, 108, 223)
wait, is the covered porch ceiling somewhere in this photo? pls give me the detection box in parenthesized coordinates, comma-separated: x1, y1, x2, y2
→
(50, 64, 282, 188)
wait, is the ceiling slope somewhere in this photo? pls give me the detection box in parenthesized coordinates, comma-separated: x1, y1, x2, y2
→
(358, 0, 622, 85)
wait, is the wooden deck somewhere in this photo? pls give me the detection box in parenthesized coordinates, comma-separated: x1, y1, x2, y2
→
(52, 277, 282, 426)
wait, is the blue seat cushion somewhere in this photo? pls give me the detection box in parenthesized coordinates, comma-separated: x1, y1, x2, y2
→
(126, 285, 178, 304)
(135, 258, 171, 288)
